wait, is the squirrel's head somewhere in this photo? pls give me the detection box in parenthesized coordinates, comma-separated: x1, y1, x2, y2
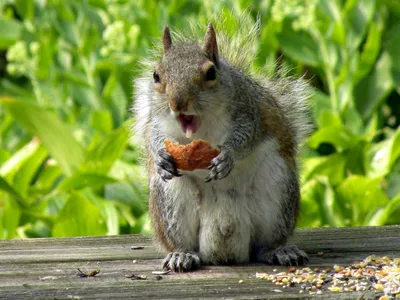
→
(153, 23, 231, 138)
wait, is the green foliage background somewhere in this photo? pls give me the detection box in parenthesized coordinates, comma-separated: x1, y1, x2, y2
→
(0, 0, 400, 239)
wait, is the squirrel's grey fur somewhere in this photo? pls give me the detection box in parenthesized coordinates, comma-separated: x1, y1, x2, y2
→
(133, 14, 312, 271)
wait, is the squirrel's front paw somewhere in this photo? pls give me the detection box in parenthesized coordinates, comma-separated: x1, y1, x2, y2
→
(156, 148, 182, 182)
(162, 252, 201, 272)
(205, 148, 233, 182)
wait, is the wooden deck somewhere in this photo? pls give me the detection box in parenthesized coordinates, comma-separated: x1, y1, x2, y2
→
(0, 226, 399, 299)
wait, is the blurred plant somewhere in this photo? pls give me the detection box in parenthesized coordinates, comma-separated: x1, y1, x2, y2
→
(261, 0, 400, 227)
(0, 0, 400, 239)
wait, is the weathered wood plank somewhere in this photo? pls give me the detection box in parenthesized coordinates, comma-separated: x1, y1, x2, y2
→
(0, 226, 399, 299)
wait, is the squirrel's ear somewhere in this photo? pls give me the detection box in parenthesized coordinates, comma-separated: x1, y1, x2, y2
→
(163, 25, 172, 54)
(203, 23, 219, 63)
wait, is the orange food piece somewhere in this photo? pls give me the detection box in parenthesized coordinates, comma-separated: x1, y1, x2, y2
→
(164, 139, 220, 171)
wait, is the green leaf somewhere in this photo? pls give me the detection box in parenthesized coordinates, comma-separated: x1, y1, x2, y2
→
(88, 0, 106, 9)
(335, 63, 354, 113)
(277, 28, 321, 67)
(299, 177, 337, 227)
(354, 52, 394, 120)
(345, 140, 367, 175)
(52, 192, 106, 237)
(308, 126, 358, 152)
(0, 196, 21, 239)
(34, 165, 63, 194)
(80, 189, 120, 235)
(365, 139, 391, 178)
(36, 38, 53, 80)
(312, 91, 338, 128)
(103, 74, 129, 127)
(80, 124, 130, 175)
(302, 153, 347, 186)
(389, 129, 400, 168)
(130, 213, 151, 234)
(365, 128, 400, 178)
(336, 176, 389, 226)
(13, 145, 48, 198)
(0, 18, 22, 49)
(387, 158, 400, 199)
(90, 110, 113, 134)
(386, 24, 400, 86)
(0, 79, 35, 100)
(0, 97, 85, 176)
(105, 182, 146, 218)
(343, 0, 376, 52)
(58, 173, 118, 191)
(102, 201, 119, 235)
(69, 85, 101, 109)
(0, 138, 42, 180)
(0, 176, 26, 208)
(15, 0, 34, 20)
(384, 193, 400, 225)
(354, 12, 383, 83)
(368, 193, 400, 226)
(343, 101, 365, 136)
(57, 70, 92, 88)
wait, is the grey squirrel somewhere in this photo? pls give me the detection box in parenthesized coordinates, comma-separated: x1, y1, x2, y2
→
(133, 17, 312, 272)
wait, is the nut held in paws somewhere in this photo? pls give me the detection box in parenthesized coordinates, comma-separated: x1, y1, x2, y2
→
(164, 139, 220, 171)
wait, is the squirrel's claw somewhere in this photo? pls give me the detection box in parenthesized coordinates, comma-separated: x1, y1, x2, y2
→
(205, 149, 233, 182)
(156, 149, 182, 181)
(162, 252, 201, 272)
(256, 245, 309, 266)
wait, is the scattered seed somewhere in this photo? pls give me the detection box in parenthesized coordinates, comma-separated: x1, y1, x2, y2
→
(239, 280, 244, 284)
(152, 270, 172, 275)
(77, 269, 100, 278)
(255, 255, 400, 296)
(329, 286, 340, 292)
(132, 260, 137, 264)
(131, 246, 145, 250)
(40, 276, 58, 281)
(333, 265, 341, 272)
(126, 274, 147, 280)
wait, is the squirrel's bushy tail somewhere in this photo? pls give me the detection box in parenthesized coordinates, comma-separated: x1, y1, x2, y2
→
(204, 11, 313, 146)
(264, 72, 313, 147)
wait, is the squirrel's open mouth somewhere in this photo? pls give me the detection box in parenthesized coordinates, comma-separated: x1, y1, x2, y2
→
(177, 114, 199, 138)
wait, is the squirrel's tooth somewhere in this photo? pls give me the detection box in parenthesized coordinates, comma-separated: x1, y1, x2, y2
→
(185, 128, 193, 138)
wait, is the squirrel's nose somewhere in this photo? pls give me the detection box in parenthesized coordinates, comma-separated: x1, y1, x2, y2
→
(169, 98, 188, 112)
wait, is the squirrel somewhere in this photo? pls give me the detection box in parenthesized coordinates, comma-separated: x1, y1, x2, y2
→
(133, 16, 312, 272)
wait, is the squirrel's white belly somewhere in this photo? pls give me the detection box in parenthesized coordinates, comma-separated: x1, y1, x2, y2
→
(166, 137, 288, 264)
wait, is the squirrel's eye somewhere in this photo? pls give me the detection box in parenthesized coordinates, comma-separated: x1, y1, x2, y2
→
(205, 66, 216, 81)
(153, 71, 160, 83)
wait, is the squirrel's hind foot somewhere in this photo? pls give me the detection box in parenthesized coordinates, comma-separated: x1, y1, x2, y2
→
(162, 252, 201, 272)
(257, 245, 308, 266)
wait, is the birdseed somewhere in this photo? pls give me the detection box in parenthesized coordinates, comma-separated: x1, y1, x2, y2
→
(256, 255, 400, 298)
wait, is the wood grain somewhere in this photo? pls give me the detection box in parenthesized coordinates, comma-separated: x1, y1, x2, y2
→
(0, 226, 399, 299)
